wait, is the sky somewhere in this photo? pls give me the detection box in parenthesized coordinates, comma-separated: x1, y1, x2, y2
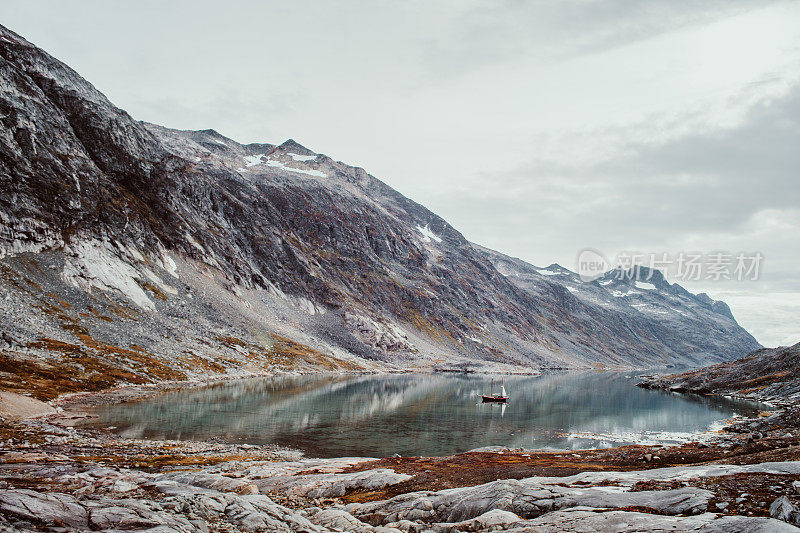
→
(3, 0, 799, 347)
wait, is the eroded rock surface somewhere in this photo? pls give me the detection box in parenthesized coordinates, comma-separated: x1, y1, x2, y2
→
(5, 415, 800, 532)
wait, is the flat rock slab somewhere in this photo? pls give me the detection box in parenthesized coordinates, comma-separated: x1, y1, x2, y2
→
(0, 391, 56, 420)
(156, 472, 254, 493)
(502, 509, 800, 532)
(242, 457, 376, 478)
(255, 468, 412, 499)
(309, 508, 403, 533)
(0, 489, 87, 529)
(347, 479, 712, 524)
(526, 461, 800, 488)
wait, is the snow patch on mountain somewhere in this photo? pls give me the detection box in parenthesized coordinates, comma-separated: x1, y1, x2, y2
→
(244, 154, 265, 167)
(287, 153, 317, 161)
(251, 157, 328, 178)
(416, 224, 442, 243)
(635, 281, 656, 290)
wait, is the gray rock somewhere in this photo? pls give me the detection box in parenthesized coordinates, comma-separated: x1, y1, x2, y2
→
(255, 468, 412, 499)
(189, 519, 209, 533)
(111, 480, 138, 493)
(157, 472, 252, 493)
(309, 508, 403, 532)
(500, 509, 799, 532)
(699, 515, 800, 533)
(770, 496, 800, 525)
(435, 509, 524, 532)
(154, 479, 324, 531)
(347, 479, 712, 525)
(0, 489, 88, 529)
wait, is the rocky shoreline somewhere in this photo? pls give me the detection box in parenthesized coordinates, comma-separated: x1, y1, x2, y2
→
(1, 371, 799, 532)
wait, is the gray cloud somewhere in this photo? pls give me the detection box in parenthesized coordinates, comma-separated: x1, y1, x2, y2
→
(418, 0, 782, 75)
(421, 82, 800, 346)
(433, 83, 800, 253)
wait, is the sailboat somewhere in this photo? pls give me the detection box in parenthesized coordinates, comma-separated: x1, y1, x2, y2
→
(479, 378, 509, 403)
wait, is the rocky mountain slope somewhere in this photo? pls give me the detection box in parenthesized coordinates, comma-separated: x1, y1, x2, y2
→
(477, 247, 760, 368)
(0, 23, 760, 393)
(639, 342, 800, 405)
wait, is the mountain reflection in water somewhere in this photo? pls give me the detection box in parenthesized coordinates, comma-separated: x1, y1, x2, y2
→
(83, 372, 763, 458)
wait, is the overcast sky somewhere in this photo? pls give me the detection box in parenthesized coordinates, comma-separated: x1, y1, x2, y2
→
(3, 0, 799, 347)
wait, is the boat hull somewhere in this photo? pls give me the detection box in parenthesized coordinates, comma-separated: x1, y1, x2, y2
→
(480, 395, 509, 403)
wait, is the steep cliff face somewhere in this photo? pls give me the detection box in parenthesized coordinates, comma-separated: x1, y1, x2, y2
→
(0, 24, 761, 392)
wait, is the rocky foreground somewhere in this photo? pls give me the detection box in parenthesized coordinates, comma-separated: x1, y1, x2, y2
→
(2, 380, 800, 532)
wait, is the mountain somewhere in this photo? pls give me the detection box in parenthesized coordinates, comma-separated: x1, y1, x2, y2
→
(639, 342, 800, 404)
(476, 247, 760, 367)
(0, 24, 760, 396)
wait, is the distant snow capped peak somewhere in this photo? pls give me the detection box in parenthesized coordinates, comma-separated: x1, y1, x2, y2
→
(474, 244, 759, 362)
(193, 129, 235, 149)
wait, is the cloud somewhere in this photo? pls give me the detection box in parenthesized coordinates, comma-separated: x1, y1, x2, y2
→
(427, 83, 800, 346)
(417, 0, 784, 76)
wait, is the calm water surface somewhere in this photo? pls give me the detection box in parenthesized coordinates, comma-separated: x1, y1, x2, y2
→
(83, 373, 762, 457)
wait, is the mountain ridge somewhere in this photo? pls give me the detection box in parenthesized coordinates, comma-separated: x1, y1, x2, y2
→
(0, 23, 761, 397)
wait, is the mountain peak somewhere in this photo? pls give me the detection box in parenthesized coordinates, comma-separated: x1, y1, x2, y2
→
(602, 266, 667, 287)
(278, 139, 314, 155)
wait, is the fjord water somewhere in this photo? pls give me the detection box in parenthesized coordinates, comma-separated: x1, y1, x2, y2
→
(85, 373, 761, 458)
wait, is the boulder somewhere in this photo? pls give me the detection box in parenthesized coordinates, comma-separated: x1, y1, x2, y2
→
(770, 496, 800, 525)
(0, 489, 87, 529)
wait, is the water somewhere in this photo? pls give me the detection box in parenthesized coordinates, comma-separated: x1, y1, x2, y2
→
(82, 372, 763, 458)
